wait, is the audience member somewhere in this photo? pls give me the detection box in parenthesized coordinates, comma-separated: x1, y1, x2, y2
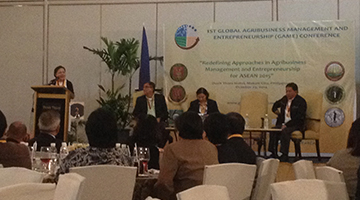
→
(57, 108, 132, 176)
(356, 166, 360, 200)
(130, 114, 160, 170)
(154, 111, 218, 200)
(0, 121, 31, 169)
(203, 112, 229, 145)
(29, 109, 62, 152)
(0, 110, 7, 141)
(205, 112, 256, 164)
(328, 118, 360, 200)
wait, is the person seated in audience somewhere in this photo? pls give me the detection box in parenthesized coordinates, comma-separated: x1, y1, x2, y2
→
(57, 108, 132, 176)
(0, 121, 31, 169)
(154, 111, 219, 200)
(29, 109, 62, 152)
(129, 114, 160, 170)
(356, 166, 360, 200)
(203, 112, 229, 149)
(328, 118, 360, 200)
(0, 109, 7, 142)
(188, 87, 219, 118)
(205, 112, 256, 164)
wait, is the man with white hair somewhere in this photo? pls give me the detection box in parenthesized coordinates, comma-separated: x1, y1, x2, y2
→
(29, 109, 62, 152)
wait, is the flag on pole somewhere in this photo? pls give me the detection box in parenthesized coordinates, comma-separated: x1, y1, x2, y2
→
(139, 26, 150, 90)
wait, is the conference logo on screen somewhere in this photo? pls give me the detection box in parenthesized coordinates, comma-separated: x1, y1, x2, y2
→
(175, 24, 199, 50)
(325, 61, 345, 81)
(170, 63, 188, 82)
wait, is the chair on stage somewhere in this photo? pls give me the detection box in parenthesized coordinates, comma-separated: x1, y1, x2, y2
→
(291, 91, 323, 160)
(0, 167, 45, 188)
(54, 173, 86, 200)
(240, 91, 268, 154)
(133, 90, 144, 108)
(0, 182, 56, 200)
(270, 179, 349, 200)
(251, 158, 280, 200)
(292, 160, 316, 180)
(203, 163, 257, 200)
(315, 166, 345, 182)
(176, 185, 230, 200)
(70, 165, 137, 200)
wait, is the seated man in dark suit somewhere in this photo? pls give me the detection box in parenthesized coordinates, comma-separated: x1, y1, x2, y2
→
(0, 121, 31, 169)
(205, 112, 256, 165)
(268, 82, 307, 162)
(29, 110, 62, 152)
(133, 82, 169, 147)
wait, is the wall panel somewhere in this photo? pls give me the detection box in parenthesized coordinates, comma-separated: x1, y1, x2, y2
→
(48, 5, 101, 117)
(278, 0, 338, 21)
(215, 1, 272, 22)
(0, 6, 43, 129)
(101, 4, 157, 94)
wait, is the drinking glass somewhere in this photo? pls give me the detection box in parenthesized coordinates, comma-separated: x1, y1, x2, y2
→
(137, 147, 150, 176)
(40, 147, 52, 173)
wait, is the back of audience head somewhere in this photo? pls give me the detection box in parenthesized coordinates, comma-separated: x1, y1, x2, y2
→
(133, 114, 158, 145)
(204, 113, 229, 145)
(347, 118, 360, 156)
(86, 108, 117, 148)
(0, 110, 7, 138)
(175, 111, 203, 140)
(6, 121, 27, 142)
(226, 112, 245, 135)
(38, 109, 61, 135)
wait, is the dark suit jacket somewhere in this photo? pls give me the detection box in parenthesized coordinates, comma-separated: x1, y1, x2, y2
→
(0, 139, 32, 169)
(187, 99, 219, 114)
(217, 136, 257, 165)
(133, 94, 168, 122)
(272, 95, 307, 129)
(29, 132, 62, 152)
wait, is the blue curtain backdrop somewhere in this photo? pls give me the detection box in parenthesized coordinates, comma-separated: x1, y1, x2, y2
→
(139, 26, 150, 90)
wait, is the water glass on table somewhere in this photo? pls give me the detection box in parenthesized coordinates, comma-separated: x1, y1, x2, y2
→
(40, 146, 58, 175)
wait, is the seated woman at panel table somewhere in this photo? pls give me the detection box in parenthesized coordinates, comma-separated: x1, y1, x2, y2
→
(48, 65, 75, 99)
(129, 114, 160, 170)
(153, 111, 219, 200)
(57, 108, 132, 177)
(187, 87, 219, 118)
(327, 118, 360, 200)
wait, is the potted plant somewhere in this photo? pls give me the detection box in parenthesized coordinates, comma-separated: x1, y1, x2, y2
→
(84, 37, 139, 131)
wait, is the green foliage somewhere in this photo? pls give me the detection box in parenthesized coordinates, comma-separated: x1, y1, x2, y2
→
(84, 37, 139, 130)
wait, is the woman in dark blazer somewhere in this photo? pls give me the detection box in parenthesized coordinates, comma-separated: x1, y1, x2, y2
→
(49, 65, 75, 99)
(188, 87, 219, 115)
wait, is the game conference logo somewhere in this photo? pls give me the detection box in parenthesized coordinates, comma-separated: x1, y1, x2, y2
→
(175, 24, 199, 50)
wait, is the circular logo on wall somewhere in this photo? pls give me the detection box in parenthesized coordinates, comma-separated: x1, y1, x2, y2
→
(325, 84, 345, 104)
(170, 63, 188, 82)
(169, 85, 186, 103)
(324, 61, 345, 81)
(324, 107, 345, 127)
(175, 24, 199, 50)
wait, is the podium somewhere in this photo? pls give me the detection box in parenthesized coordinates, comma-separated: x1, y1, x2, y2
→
(31, 85, 72, 141)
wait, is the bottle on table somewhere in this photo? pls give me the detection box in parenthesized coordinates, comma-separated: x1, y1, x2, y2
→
(59, 142, 69, 164)
(264, 114, 269, 129)
(245, 113, 250, 129)
(49, 143, 58, 175)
